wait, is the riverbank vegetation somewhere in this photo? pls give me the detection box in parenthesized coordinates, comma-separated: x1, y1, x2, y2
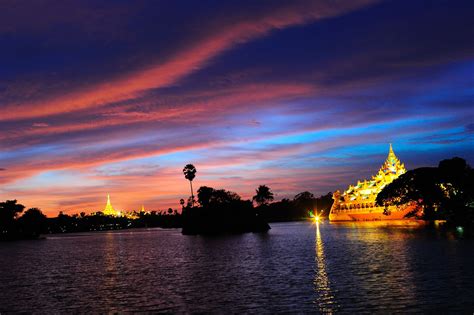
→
(0, 200, 48, 240)
(3, 157, 472, 239)
(377, 157, 474, 229)
(258, 191, 333, 222)
(0, 187, 331, 239)
(0, 201, 182, 241)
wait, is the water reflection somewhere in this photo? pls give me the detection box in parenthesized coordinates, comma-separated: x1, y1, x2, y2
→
(314, 222, 338, 313)
(1, 224, 473, 313)
(327, 221, 420, 312)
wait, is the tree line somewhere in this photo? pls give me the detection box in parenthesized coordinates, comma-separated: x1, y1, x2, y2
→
(0, 203, 183, 241)
(0, 184, 332, 239)
(377, 157, 474, 229)
(3, 157, 471, 240)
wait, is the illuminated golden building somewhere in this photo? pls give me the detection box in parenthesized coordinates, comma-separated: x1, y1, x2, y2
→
(103, 194, 121, 216)
(329, 144, 417, 221)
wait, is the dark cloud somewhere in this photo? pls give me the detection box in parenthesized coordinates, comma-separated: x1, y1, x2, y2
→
(465, 123, 474, 133)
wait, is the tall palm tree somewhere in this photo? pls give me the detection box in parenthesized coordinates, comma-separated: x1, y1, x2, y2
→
(183, 164, 197, 205)
(253, 185, 274, 206)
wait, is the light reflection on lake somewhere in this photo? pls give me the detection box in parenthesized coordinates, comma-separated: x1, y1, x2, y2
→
(0, 222, 473, 313)
(314, 222, 337, 313)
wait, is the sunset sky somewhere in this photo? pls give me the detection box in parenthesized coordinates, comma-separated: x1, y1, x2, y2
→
(1, 0, 473, 216)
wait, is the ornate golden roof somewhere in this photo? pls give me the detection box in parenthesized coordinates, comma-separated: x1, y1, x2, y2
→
(342, 144, 406, 204)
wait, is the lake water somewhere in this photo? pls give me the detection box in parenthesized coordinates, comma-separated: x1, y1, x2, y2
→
(1, 221, 473, 313)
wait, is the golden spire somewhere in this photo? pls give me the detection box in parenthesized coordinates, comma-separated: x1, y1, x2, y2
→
(103, 194, 117, 216)
(141, 204, 145, 212)
(387, 143, 397, 163)
(382, 143, 405, 175)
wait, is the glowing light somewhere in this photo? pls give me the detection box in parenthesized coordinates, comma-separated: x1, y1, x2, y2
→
(314, 215, 320, 224)
(103, 194, 121, 217)
(310, 210, 321, 224)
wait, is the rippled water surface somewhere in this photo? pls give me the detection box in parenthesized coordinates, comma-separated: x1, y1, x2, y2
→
(1, 222, 473, 313)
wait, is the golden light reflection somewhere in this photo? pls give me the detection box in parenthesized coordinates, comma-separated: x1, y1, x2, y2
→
(314, 215, 320, 224)
(314, 223, 338, 313)
(310, 209, 320, 224)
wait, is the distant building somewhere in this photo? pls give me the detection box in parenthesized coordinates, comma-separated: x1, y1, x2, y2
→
(329, 144, 417, 221)
(103, 194, 121, 217)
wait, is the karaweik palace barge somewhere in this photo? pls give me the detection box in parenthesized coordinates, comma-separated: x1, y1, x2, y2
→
(329, 144, 417, 221)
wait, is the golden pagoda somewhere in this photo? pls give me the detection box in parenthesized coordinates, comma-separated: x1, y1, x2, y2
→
(329, 144, 417, 221)
(103, 194, 120, 216)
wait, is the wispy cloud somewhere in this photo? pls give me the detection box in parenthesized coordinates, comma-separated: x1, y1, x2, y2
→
(0, 0, 375, 122)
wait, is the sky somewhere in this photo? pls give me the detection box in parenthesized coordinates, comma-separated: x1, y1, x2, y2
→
(0, 0, 473, 216)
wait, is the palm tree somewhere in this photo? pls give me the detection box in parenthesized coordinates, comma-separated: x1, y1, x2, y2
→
(183, 164, 197, 205)
(253, 185, 274, 206)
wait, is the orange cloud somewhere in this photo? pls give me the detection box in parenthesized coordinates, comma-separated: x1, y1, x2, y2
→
(0, 82, 315, 149)
(0, 0, 375, 122)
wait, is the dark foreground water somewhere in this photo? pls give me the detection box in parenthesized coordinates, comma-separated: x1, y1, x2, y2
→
(1, 221, 473, 313)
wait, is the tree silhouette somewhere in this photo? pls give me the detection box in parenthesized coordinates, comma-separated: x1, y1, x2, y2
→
(293, 191, 316, 217)
(377, 157, 474, 225)
(197, 186, 214, 207)
(197, 187, 241, 207)
(182, 186, 270, 235)
(183, 164, 197, 205)
(18, 208, 47, 237)
(253, 185, 274, 206)
(0, 199, 25, 220)
(0, 200, 25, 238)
